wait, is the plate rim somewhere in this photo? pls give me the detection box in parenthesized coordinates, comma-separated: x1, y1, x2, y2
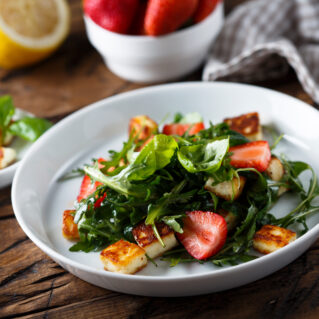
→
(11, 81, 319, 282)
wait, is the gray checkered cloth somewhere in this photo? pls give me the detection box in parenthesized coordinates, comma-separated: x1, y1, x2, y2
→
(203, 0, 319, 104)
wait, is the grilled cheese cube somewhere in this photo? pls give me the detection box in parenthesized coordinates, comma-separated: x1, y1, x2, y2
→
(253, 225, 296, 254)
(224, 112, 262, 141)
(205, 176, 246, 201)
(0, 147, 16, 169)
(132, 222, 178, 259)
(266, 156, 288, 196)
(218, 209, 238, 231)
(62, 210, 80, 240)
(266, 156, 284, 181)
(100, 240, 147, 274)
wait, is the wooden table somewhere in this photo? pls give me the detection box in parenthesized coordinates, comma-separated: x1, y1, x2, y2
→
(1, 1, 319, 318)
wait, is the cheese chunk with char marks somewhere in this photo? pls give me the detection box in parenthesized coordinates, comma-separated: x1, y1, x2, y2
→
(224, 112, 262, 141)
(253, 225, 296, 254)
(62, 210, 80, 240)
(0, 147, 16, 169)
(100, 240, 147, 274)
(205, 176, 246, 201)
(266, 156, 284, 181)
(266, 156, 287, 196)
(132, 222, 178, 259)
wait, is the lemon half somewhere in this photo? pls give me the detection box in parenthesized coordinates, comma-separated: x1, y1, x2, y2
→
(0, 0, 70, 69)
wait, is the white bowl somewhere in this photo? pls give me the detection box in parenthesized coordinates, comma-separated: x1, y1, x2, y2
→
(84, 2, 224, 83)
(12, 82, 319, 296)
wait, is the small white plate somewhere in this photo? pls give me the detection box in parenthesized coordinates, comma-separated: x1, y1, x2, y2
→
(0, 109, 33, 188)
(12, 82, 319, 296)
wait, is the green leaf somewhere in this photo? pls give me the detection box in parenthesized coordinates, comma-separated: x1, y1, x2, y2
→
(145, 180, 188, 225)
(9, 117, 52, 142)
(161, 215, 184, 233)
(127, 134, 178, 181)
(84, 135, 178, 198)
(177, 138, 229, 173)
(0, 95, 15, 129)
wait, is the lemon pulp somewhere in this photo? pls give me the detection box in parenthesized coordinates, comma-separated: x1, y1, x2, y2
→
(0, 0, 70, 69)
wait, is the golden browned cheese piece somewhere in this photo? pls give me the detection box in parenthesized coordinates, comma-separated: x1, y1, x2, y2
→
(132, 222, 178, 259)
(62, 210, 80, 240)
(253, 225, 296, 254)
(205, 176, 246, 201)
(224, 112, 262, 141)
(100, 239, 147, 274)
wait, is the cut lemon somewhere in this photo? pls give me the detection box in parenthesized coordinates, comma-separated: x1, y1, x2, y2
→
(0, 0, 70, 69)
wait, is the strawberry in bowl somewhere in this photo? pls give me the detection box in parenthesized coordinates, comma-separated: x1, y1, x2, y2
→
(83, 0, 224, 82)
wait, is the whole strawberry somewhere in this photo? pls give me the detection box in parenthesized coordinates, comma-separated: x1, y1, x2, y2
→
(194, 0, 220, 23)
(145, 0, 199, 36)
(84, 0, 139, 34)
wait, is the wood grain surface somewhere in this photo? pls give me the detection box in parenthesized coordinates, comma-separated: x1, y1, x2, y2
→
(1, 1, 319, 318)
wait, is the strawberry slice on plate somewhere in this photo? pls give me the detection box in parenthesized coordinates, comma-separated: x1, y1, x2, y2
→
(77, 158, 106, 205)
(229, 141, 271, 172)
(177, 211, 227, 260)
(162, 122, 205, 136)
(77, 175, 102, 202)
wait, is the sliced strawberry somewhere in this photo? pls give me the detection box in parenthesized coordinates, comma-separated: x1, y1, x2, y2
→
(177, 211, 227, 260)
(77, 175, 102, 202)
(77, 158, 106, 205)
(229, 141, 271, 172)
(162, 122, 205, 136)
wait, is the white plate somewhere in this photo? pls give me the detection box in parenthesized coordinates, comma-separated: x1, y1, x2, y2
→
(0, 109, 33, 188)
(12, 82, 319, 296)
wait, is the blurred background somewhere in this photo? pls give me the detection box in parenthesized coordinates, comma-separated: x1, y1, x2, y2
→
(0, 0, 314, 122)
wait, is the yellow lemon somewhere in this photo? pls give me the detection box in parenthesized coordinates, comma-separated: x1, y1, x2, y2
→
(0, 0, 70, 69)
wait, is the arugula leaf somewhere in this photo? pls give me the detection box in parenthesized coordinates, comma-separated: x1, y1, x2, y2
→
(127, 134, 178, 181)
(58, 168, 85, 181)
(145, 180, 188, 225)
(177, 138, 229, 173)
(197, 122, 249, 147)
(161, 215, 184, 233)
(85, 135, 178, 198)
(0, 95, 15, 145)
(9, 117, 52, 142)
(0, 95, 15, 129)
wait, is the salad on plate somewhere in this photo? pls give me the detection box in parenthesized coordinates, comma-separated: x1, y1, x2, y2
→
(0, 95, 52, 170)
(61, 111, 319, 274)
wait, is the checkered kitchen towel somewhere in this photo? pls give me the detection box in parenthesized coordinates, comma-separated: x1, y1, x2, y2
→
(203, 0, 319, 104)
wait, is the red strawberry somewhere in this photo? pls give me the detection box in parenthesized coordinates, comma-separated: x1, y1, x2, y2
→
(83, 0, 139, 34)
(130, 2, 148, 35)
(194, 0, 220, 23)
(229, 141, 271, 172)
(177, 211, 227, 260)
(162, 122, 205, 136)
(77, 158, 106, 205)
(145, 0, 199, 36)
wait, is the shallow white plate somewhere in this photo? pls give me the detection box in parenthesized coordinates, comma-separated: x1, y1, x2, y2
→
(12, 82, 319, 296)
(0, 109, 33, 188)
